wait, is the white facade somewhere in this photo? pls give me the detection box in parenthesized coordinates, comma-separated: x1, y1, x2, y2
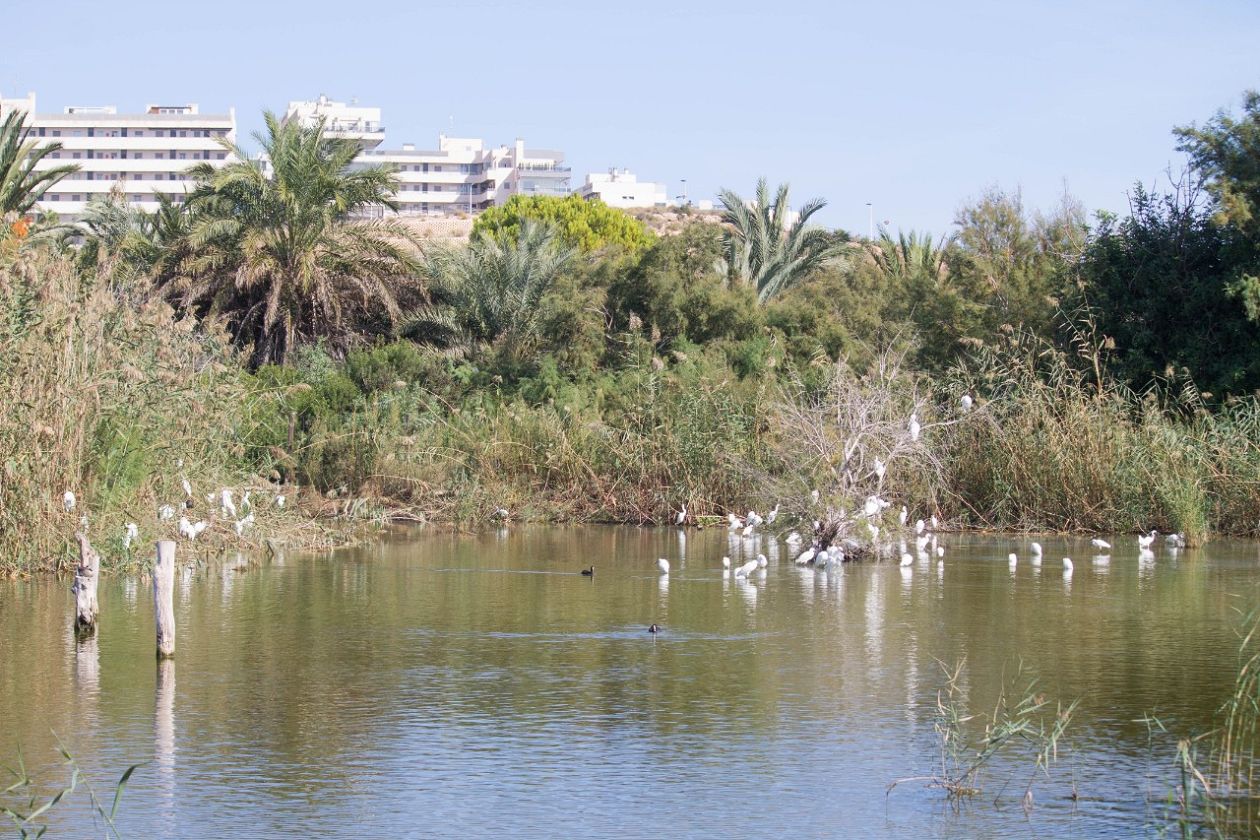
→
(578, 168, 668, 208)
(283, 95, 384, 149)
(357, 135, 570, 217)
(0, 92, 237, 218)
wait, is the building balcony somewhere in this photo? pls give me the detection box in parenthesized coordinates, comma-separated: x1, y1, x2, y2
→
(516, 164, 570, 177)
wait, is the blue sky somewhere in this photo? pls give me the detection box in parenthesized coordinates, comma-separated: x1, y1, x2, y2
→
(3, 0, 1257, 234)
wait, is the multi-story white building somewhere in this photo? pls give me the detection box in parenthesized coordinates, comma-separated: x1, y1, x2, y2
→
(357, 135, 570, 216)
(0, 92, 237, 218)
(578, 168, 668, 208)
(282, 95, 384, 150)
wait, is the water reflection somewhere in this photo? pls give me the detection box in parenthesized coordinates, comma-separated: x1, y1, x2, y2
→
(1, 528, 1258, 838)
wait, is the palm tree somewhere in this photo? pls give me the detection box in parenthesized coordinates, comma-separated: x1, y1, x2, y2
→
(0, 111, 79, 215)
(406, 221, 577, 362)
(164, 111, 422, 367)
(718, 178, 841, 302)
(867, 229, 952, 284)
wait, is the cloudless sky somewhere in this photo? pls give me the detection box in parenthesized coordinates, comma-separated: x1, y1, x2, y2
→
(3, 0, 1258, 233)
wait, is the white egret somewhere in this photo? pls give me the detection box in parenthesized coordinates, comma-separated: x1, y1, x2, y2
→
(915, 519, 925, 535)
(766, 504, 780, 525)
(900, 553, 914, 567)
(874, 459, 886, 480)
(493, 507, 509, 520)
(721, 556, 731, 570)
(657, 558, 670, 574)
(123, 522, 138, 550)
(915, 535, 931, 553)
(181, 477, 192, 498)
(899, 506, 908, 527)
(742, 523, 755, 537)
(1063, 557, 1074, 573)
(960, 394, 973, 412)
(727, 513, 743, 530)
(675, 504, 687, 526)
(63, 491, 76, 513)
(1090, 538, 1111, 550)
(796, 546, 817, 565)
(735, 559, 758, 577)
(1031, 542, 1043, 557)
(1166, 533, 1186, 549)
(864, 496, 880, 517)
(1008, 553, 1017, 568)
(746, 510, 764, 528)
(1137, 530, 1157, 550)
(909, 413, 921, 442)
(936, 545, 945, 558)
(221, 489, 237, 520)
(158, 504, 175, 521)
(931, 515, 939, 530)
(757, 553, 768, 569)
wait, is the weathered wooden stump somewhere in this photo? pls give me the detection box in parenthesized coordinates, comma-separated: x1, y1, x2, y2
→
(71, 532, 100, 636)
(153, 540, 176, 659)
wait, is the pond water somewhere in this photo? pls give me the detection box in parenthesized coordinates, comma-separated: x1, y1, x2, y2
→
(2, 527, 1259, 838)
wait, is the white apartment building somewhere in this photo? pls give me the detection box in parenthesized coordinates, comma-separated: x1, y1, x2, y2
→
(0, 92, 237, 218)
(357, 135, 571, 216)
(578, 168, 668, 208)
(283, 95, 384, 149)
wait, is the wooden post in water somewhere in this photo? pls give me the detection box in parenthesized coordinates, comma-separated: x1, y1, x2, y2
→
(153, 541, 176, 659)
(71, 532, 100, 636)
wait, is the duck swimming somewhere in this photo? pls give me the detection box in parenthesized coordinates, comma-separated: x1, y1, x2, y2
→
(581, 566, 594, 576)
(648, 624, 661, 634)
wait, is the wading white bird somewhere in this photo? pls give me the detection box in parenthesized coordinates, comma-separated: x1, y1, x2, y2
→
(1137, 530, 1157, 550)
(766, 504, 780, 525)
(735, 559, 758, 577)
(795, 546, 817, 565)
(936, 545, 945, 558)
(657, 558, 670, 574)
(123, 522, 138, 550)
(757, 553, 768, 569)
(899, 506, 908, 527)
(1090, 538, 1111, 550)
(961, 394, 973, 412)
(1166, 533, 1186, 549)
(1063, 557, 1074, 573)
(220, 489, 237, 520)
(746, 510, 764, 528)
(675, 504, 687, 526)
(1008, 552, 1017, 567)
(63, 491, 76, 513)
(1031, 542, 1043, 557)
(909, 413, 921, 442)
(721, 556, 731, 570)
(900, 553, 914, 567)
(742, 523, 756, 537)
(727, 513, 743, 530)
(915, 519, 925, 536)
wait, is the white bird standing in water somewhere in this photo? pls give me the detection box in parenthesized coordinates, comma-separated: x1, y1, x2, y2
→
(63, 491, 76, 513)
(1031, 542, 1043, 558)
(1091, 538, 1111, 551)
(1008, 552, 1017, 568)
(757, 553, 768, 569)
(727, 513, 743, 531)
(796, 546, 817, 566)
(657, 558, 670, 574)
(1138, 530, 1158, 550)
(1166, 533, 1186, 549)
(1063, 557, 1074, 574)
(721, 556, 731, 570)
(909, 414, 921, 442)
(766, 504, 780, 525)
(735, 559, 758, 577)
(123, 522, 138, 550)
(900, 553, 914, 567)
(675, 504, 687, 526)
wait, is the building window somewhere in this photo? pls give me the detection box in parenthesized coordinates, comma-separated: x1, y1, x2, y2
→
(51, 130, 60, 137)
(72, 152, 81, 159)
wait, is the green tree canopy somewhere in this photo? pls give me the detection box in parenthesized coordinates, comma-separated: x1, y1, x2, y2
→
(472, 194, 654, 253)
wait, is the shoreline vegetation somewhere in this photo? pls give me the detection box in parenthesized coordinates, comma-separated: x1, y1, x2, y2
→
(3, 95, 1260, 574)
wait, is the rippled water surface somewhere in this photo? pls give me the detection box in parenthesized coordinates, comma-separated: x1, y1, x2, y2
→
(3, 527, 1260, 838)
